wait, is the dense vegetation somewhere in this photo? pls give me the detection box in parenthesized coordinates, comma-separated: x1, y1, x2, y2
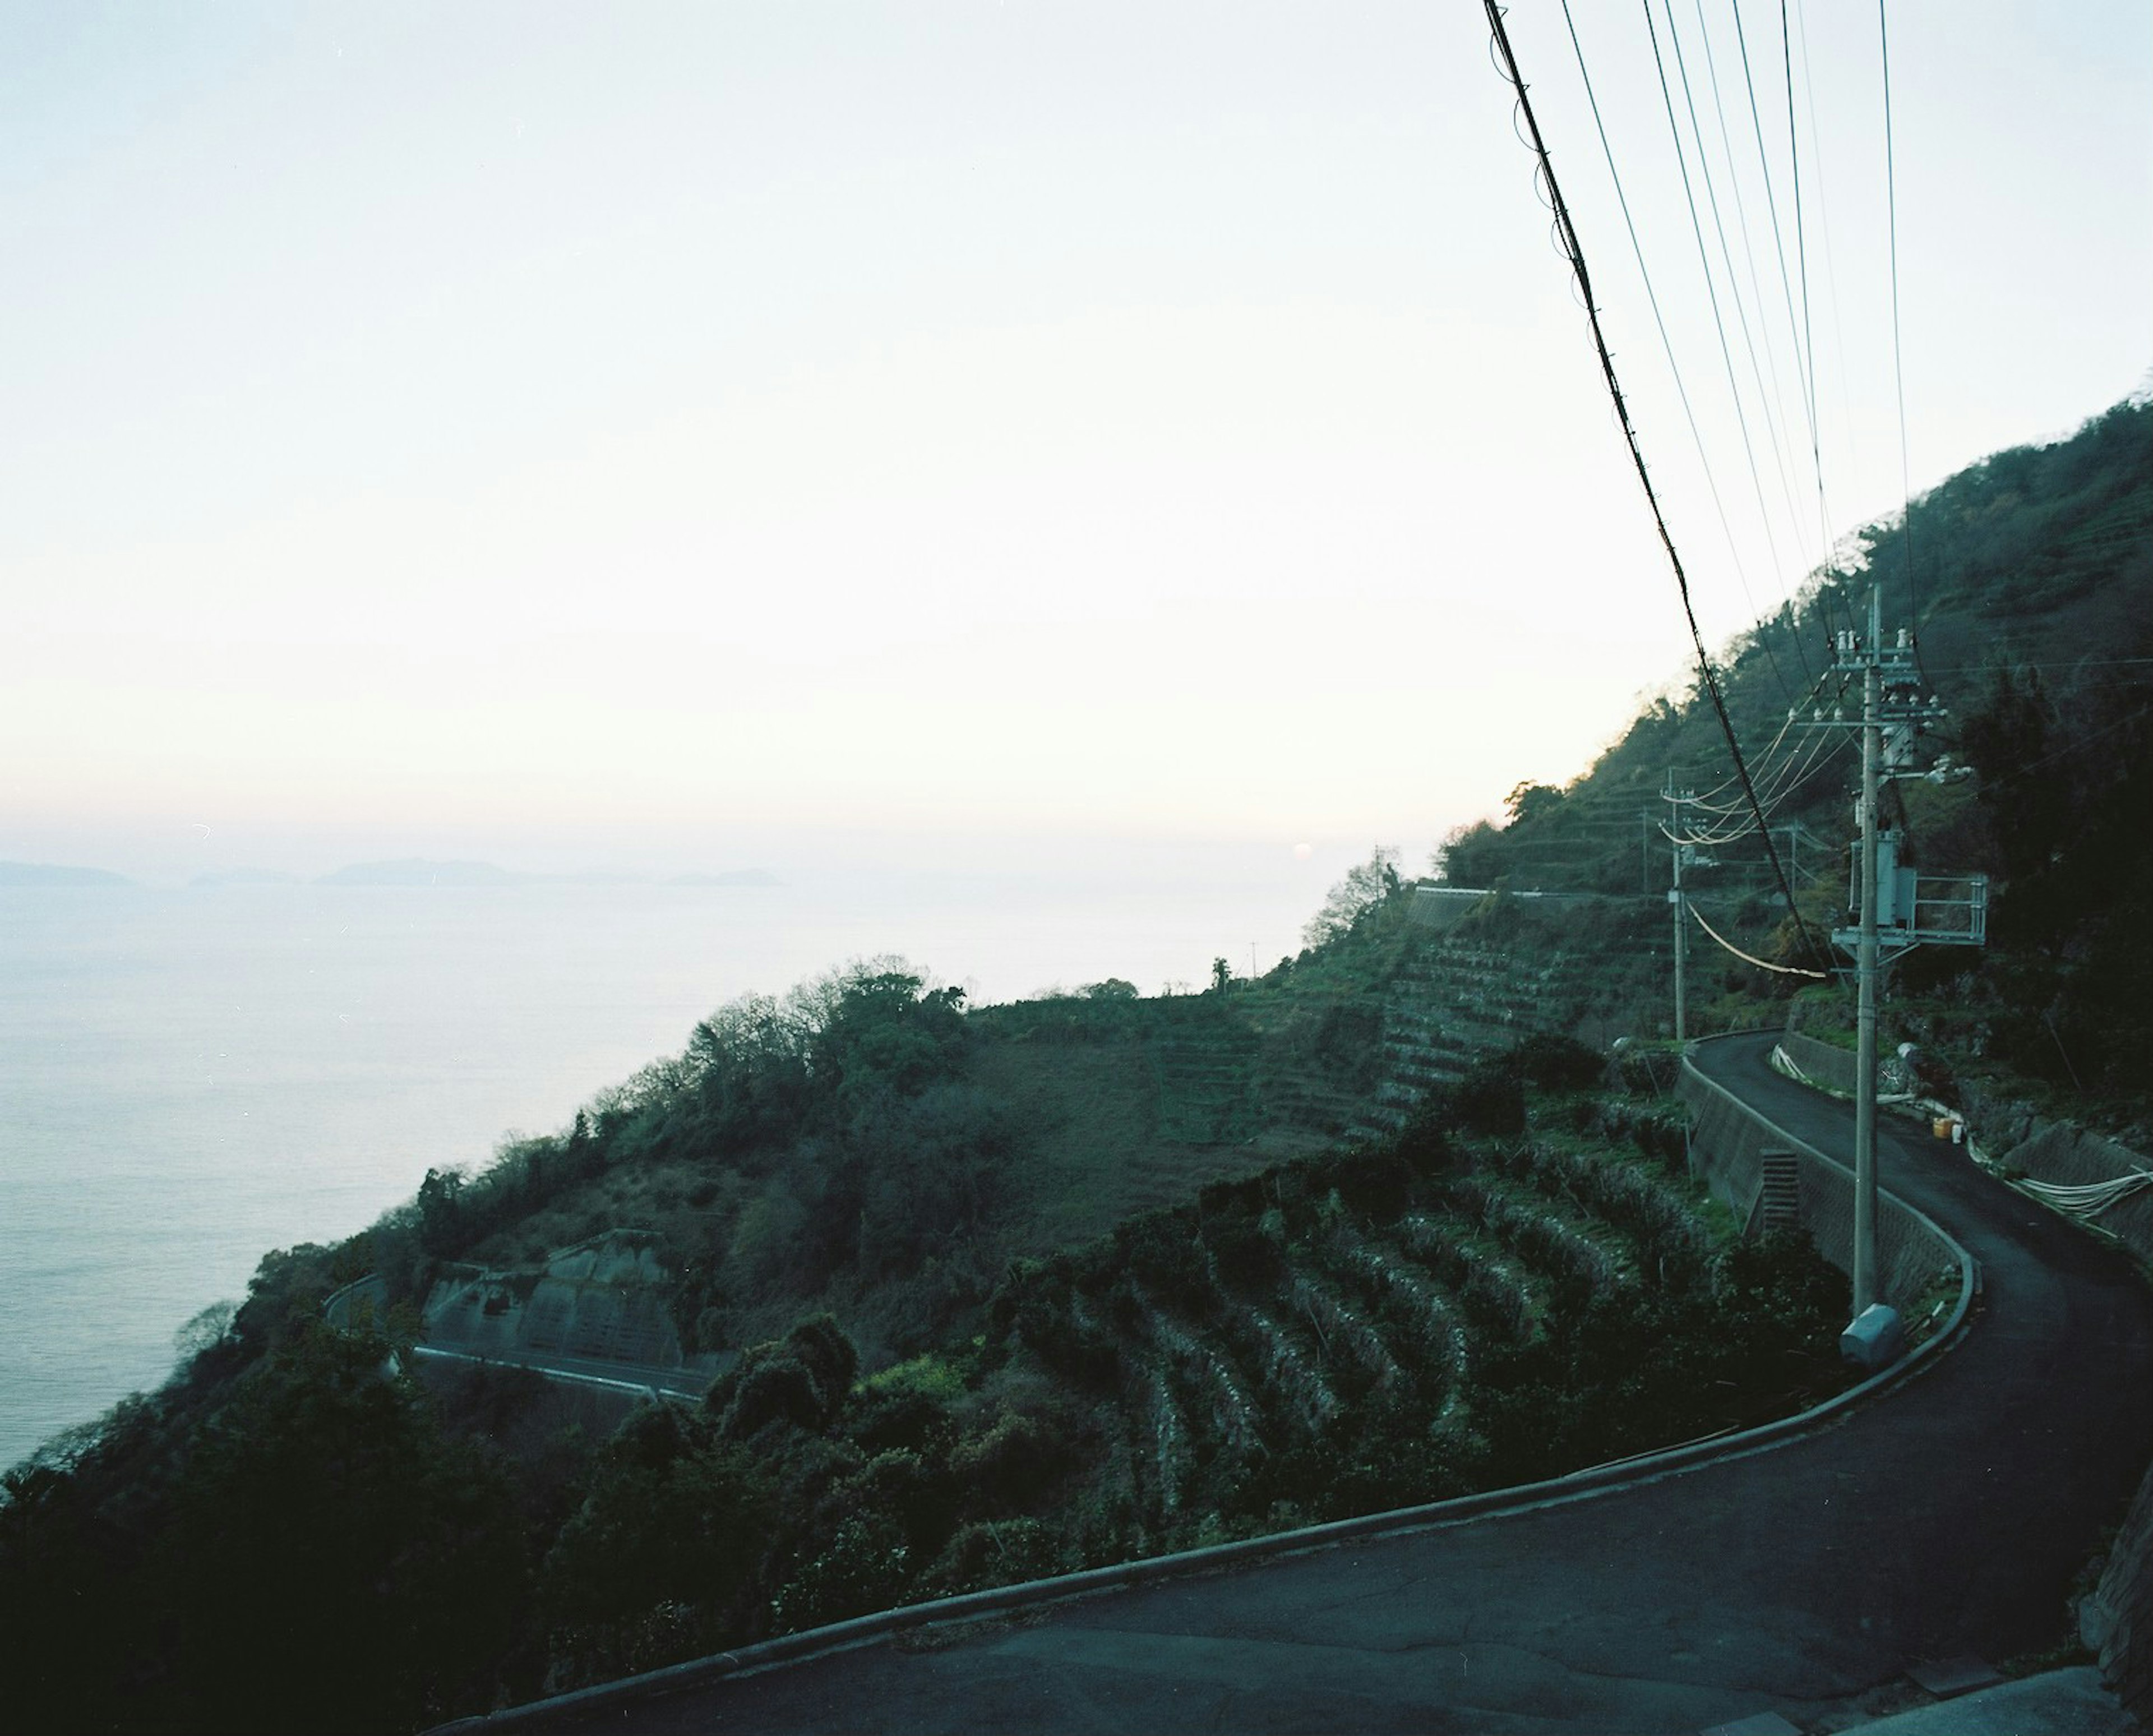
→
(0, 1029, 1849, 1732)
(381, 955, 1408, 1375)
(1438, 392, 2153, 1126)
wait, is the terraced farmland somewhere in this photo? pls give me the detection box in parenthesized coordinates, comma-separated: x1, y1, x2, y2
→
(971, 904, 1667, 1249)
(980, 1094, 1841, 1555)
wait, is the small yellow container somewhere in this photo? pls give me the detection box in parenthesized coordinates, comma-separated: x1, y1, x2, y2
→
(1933, 1117, 1954, 1139)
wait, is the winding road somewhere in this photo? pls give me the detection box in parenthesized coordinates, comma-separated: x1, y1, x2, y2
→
(494, 1033, 2153, 1734)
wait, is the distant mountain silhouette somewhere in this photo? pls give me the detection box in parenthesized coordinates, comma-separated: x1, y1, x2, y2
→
(0, 861, 135, 887)
(190, 867, 302, 887)
(316, 858, 521, 887)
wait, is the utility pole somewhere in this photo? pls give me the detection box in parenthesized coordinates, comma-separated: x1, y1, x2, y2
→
(1852, 590, 1883, 1315)
(1807, 589, 1973, 1327)
(1665, 772, 1689, 1047)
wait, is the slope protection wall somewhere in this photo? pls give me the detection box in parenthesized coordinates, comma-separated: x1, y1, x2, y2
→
(422, 1230, 687, 1368)
(1679, 1045, 1960, 1316)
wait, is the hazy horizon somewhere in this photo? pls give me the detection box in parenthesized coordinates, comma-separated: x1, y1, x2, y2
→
(6, 3, 2147, 866)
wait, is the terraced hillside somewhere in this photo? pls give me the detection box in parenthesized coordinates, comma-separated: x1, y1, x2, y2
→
(522, 1054, 1849, 1692)
(974, 1090, 1812, 1560)
(975, 893, 1669, 1246)
(1345, 893, 1665, 1141)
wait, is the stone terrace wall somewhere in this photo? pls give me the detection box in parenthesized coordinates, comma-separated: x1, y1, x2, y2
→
(1679, 1053, 1961, 1316)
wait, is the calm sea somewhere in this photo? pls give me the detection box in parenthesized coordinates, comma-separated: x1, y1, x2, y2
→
(0, 855, 1336, 1468)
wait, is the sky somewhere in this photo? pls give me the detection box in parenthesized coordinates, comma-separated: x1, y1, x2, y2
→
(4, 1, 2147, 887)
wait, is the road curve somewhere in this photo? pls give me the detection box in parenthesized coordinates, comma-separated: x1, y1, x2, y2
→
(501, 1033, 2153, 1735)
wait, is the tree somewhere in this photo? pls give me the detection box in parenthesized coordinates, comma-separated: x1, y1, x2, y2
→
(1210, 957, 1232, 994)
(170, 1323, 526, 1731)
(1434, 820, 1499, 887)
(1504, 781, 1564, 827)
(416, 1165, 466, 1256)
(1302, 847, 1402, 948)
(1080, 978, 1139, 1001)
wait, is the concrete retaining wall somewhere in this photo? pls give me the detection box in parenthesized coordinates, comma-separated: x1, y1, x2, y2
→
(1775, 1031, 1859, 1096)
(1680, 1051, 1959, 1317)
(1997, 1121, 2153, 1269)
(1772, 1030, 1933, 1104)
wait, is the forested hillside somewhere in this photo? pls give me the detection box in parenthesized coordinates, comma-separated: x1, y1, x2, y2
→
(1440, 393, 2153, 1124)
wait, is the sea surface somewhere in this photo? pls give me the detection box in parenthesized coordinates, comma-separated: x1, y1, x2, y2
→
(0, 855, 1336, 1468)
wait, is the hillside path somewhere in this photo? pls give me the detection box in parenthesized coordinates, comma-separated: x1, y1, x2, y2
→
(507, 1033, 2153, 1734)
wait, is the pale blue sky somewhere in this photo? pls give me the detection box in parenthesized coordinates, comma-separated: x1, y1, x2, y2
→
(4, 2, 2147, 883)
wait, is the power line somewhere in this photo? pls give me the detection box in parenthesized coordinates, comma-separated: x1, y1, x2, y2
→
(1730, 0, 1835, 573)
(1920, 656, 2153, 676)
(1480, 0, 1828, 973)
(1664, 0, 1808, 566)
(1689, 899, 1831, 977)
(1877, 0, 1929, 682)
(1784, 1, 1862, 655)
(1558, 0, 1767, 657)
(1683, 0, 1826, 690)
(1640, 0, 1800, 676)
(1791, 2, 1860, 575)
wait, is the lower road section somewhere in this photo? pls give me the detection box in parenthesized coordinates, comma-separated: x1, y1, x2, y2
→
(502, 1034, 2153, 1734)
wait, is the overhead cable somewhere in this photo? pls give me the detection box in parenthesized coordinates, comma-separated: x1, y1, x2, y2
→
(1640, 0, 1800, 678)
(1663, 0, 1808, 565)
(1877, 0, 1930, 686)
(1689, 899, 1830, 977)
(1730, 0, 1835, 574)
(1558, 0, 1767, 651)
(1481, 0, 1829, 973)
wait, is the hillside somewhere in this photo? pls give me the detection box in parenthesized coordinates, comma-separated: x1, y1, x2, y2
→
(0, 1011, 1852, 1730)
(2, 393, 2146, 1732)
(1440, 391, 2153, 1126)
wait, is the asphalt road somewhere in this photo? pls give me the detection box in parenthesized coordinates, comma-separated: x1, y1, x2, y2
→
(510, 1034, 2153, 1734)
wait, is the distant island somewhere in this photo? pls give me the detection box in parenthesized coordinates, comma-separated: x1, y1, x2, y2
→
(314, 859, 780, 888)
(315, 858, 523, 887)
(190, 868, 301, 887)
(0, 861, 135, 887)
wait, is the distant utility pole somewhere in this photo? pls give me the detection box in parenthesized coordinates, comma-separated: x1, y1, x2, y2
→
(1805, 590, 1984, 1321)
(1772, 821, 1821, 887)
